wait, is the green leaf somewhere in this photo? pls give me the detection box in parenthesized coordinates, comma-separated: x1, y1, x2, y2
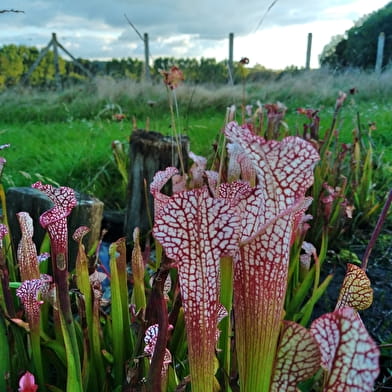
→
(299, 274, 334, 326)
(169, 307, 187, 361)
(58, 311, 83, 392)
(42, 339, 67, 366)
(0, 314, 10, 392)
(109, 238, 132, 387)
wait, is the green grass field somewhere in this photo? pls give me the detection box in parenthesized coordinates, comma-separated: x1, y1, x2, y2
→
(1, 69, 391, 209)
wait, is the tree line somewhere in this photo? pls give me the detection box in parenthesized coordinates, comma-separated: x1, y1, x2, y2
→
(2, 0, 390, 91)
(0, 44, 284, 89)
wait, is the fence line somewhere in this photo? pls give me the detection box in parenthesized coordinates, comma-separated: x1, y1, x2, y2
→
(18, 30, 387, 88)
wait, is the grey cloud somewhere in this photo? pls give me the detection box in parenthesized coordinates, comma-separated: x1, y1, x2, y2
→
(5, 0, 345, 37)
(0, 0, 385, 64)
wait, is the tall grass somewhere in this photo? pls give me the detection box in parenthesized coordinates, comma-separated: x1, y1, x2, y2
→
(1, 67, 392, 123)
(255, 67, 392, 106)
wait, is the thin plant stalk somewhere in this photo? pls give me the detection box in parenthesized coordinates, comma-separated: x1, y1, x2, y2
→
(362, 188, 392, 271)
(30, 321, 45, 390)
(74, 227, 105, 388)
(168, 89, 185, 175)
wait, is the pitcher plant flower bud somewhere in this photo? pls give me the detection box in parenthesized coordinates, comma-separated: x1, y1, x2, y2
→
(18, 371, 38, 392)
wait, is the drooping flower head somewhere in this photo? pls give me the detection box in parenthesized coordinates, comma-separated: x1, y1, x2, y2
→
(160, 66, 184, 90)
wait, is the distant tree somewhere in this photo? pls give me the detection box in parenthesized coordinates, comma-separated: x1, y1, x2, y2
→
(320, 2, 392, 69)
(199, 58, 227, 84)
(0, 44, 292, 88)
(0, 44, 68, 88)
(319, 34, 346, 67)
(0, 45, 29, 87)
(247, 64, 277, 82)
(124, 58, 144, 80)
(151, 57, 229, 84)
(32, 50, 67, 86)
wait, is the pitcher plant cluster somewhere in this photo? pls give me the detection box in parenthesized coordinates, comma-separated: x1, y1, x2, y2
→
(0, 66, 386, 391)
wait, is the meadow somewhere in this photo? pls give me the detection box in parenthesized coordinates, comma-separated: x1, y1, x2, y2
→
(0, 67, 391, 210)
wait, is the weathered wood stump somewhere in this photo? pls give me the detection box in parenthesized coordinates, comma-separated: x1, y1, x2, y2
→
(6, 187, 104, 270)
(124, 130, 189, 243)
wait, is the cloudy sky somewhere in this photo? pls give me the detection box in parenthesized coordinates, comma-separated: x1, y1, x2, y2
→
(1, 0, 390, 69)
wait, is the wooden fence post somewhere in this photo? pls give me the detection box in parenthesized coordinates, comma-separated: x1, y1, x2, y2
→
(144, 33, 151, 82)
(375, 32, 385, 74)
(124, 130, 189, 244)
(52, 33, 62, 90)
(228, 32, 234, 85)
(21, 32, 92, 87)
(306, 32, 312, 70)
(21, 37, 53, 85)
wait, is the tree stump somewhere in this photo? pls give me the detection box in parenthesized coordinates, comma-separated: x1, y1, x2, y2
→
(6, 187, 104, 270)
(124, 130, 189, 243)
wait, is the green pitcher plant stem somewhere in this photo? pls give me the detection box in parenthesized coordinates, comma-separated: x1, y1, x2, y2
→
(109, 238, 133, 387)
(109, 241, 126, 387)
(58, 309, 83, 392)
(73, 226, 105, 389)
(218, 255, 234, 392)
